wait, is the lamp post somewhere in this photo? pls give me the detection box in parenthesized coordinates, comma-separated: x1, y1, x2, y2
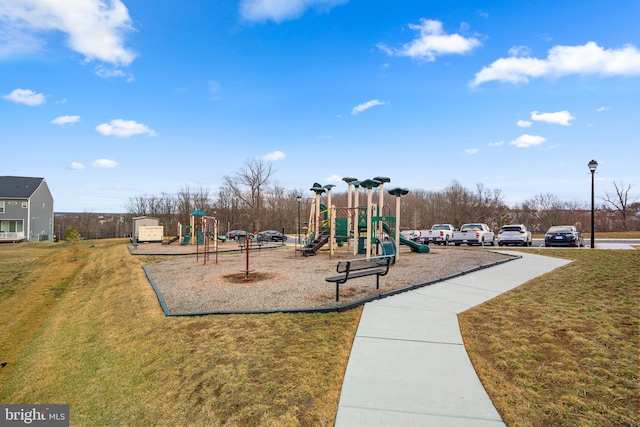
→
(296, 195, 302, 254)
(588, 160, 598, 249)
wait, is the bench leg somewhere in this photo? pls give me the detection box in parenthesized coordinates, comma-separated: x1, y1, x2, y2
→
(376, 274, 380, 289)
(336, 283, 340, 302)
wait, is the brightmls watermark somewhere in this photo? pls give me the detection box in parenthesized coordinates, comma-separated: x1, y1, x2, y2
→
(1, 405, 69, 426)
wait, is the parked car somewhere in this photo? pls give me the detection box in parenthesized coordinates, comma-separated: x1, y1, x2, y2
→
(227, 230, 251, 240)
(498, 224, 532, 246)
(400, 230, 420, 242)
(419, 224, 455, 245)
(257, 230, 287, 242)
(451, 223, 495, 246)
(544, 225, 584, 247)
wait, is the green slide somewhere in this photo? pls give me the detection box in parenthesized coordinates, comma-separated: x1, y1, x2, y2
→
(382, 222, 430, 253)
(400, 234, 430, 253)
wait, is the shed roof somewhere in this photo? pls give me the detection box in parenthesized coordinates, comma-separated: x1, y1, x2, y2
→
(0, 176, 45, 199)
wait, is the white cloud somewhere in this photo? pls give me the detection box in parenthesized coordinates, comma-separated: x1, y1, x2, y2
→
(70, 162, 85, 169)
(488, 141, 504, 147)
(465, 148, 478, 155)
(91, 158, 119, 168)
(351, 99, 387, 115)
(509, 134, 547, 148)
(597, 106, 609, 112)
(517, 120, 533, 128)
(2, 88, 45, 105)
(472, 42, 640, 86)
(95, 65, 133, 81)
(325, 174, 342, 184)
(378, 19, 481, 61)
(508, 45, 532, 57)
(531, 110, 575, 126)
(0, 0, 136, 66)
(96, 119, 157, 138)
(262, 150, 286, 161)
(239, 0, 347, 23)
(51, 115, 80, 125)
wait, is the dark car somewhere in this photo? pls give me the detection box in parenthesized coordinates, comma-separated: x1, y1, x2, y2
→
(257, 230, 287, 242)
(227, 230, 251, 240)
(544, 225, 584, 247)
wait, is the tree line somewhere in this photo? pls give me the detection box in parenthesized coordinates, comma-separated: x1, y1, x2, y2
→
(57, 159, 639, 240)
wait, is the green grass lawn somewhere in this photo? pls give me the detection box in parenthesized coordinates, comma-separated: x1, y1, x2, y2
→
(0, 240, 360, 426)
(1, 240, 638, 426)
(460, 248, 639, 426)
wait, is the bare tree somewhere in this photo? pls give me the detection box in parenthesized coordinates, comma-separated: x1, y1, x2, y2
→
(223, 158, 274, 231)
(176, 187, 194, 224)
(125, 195, 150, 216)
(427, 182, 503, 228)
(192, 187, 213, 212)
(77, 210, 97, 239)
(158, 193, 179, 236)
(603, 182, 637, 231)
(474, 183, 504, 228)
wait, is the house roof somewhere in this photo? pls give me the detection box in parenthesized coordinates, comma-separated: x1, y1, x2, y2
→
(0, 176, 45, 199)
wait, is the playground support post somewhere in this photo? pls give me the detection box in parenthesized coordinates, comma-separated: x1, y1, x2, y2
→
(367, 192, 373, 258)
(388, 187, 409, 261)
(324, 185, 335, 256)
(346, 184, 352, 251)
(245, 234, 250, 278)
(352, 182, 360, 256)
(214, 217, 219, 263)
(359, 179, 381, 259)
(394, 195, 401, 260)
(296, 195, 302, 256)
(374, 177, 391, 243)
(342, 178, 357, 245)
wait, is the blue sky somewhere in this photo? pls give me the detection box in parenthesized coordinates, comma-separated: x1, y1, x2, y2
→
(2, 0, 639, 212)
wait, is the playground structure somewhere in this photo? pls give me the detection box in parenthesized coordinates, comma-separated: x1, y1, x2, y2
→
(177, 209, 221, 264)
(299, 177, 429, 260)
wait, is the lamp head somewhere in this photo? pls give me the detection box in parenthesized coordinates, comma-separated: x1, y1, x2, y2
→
(588, 159, 598, 172)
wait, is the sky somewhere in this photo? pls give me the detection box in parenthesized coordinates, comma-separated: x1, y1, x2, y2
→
(1, 0, 639, 213)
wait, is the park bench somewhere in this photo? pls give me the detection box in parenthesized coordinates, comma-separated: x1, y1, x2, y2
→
(325, 255, 393, 302)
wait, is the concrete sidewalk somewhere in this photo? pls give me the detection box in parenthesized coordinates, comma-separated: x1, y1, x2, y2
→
(334, 251, 572, 427)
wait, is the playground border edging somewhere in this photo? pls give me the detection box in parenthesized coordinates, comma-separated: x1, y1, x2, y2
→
(142, 251, 522, 317)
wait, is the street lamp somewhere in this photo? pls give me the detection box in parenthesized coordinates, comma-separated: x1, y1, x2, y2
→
(588, 159, 598, 249)
(296, 195, 302, 254)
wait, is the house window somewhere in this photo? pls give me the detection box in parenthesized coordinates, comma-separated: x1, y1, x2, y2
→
(22, 202, 27, 208)
(43, 202, 46, 209)
(1, 220, 23, 232)
(0, 201, 4, 213)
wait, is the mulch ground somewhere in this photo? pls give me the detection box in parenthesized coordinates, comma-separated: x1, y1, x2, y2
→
(134, 240, 515, 314)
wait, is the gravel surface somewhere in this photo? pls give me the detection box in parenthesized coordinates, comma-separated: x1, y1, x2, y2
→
(139, 242, 513, 314)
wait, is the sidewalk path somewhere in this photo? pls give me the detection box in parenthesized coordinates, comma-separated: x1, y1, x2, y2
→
(335, 250, 572, 427)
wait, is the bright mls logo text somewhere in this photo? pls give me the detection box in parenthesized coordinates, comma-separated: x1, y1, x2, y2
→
(2, 405, 69, 426)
